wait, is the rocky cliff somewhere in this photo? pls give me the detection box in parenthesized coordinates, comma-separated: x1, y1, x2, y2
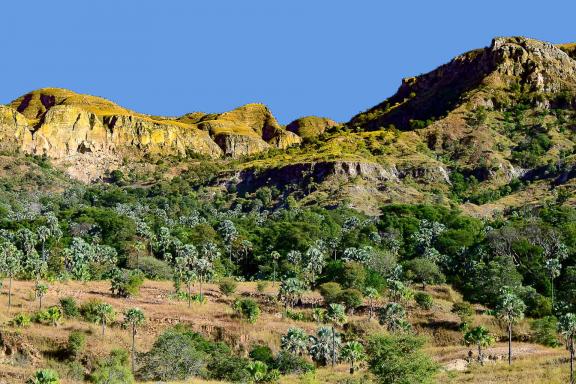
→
(3, 89, 302, 165)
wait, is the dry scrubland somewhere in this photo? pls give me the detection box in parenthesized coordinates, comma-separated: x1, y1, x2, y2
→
(0, 280, 570, 383)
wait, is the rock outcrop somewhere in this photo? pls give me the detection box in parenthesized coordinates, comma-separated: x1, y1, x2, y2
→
(286, 116, 339, 139)
(2, 88, 302, 164)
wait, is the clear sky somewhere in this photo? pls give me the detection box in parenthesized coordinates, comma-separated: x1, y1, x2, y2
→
(1, 1, 574, 124)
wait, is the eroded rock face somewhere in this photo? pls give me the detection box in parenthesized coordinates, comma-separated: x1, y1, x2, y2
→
(286, 116, 339, 139)
(0, 89, 302, 165)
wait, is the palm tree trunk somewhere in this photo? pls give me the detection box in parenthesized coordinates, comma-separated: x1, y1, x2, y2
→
(332, 326, 336, 367)
(8, 276, 12, 308)
(508, 323, 512, 365)
(39, 295, 42, 310)
(571, 335, 574, 384)
(131, 326, 136, 372)
(551, 278, 555, 309)
(188, 282, 192, 308)
(199, 277, 203, 303)
(478, 343, 483, 365)
(273, 262, 276, 287)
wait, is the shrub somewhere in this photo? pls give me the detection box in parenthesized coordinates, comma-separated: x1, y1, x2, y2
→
(233, 298, 260, 324)
(415, 292, 433, 310)
(319, 282, 342, 305)
(336, 288, 364, 313)
(531, 316, 561, 347)
(256, 281, 269, 293)
(80, 299, 104, 323)
(110, 269, 145, 297)
(59, 297, 79, 318)
(249, 344, 274, 365)
(403, 258, 445, 288)
(285, 310, 307, 322)
(67, 331, 86, 360)
(219, 278, 238, 296)
(134, 256, 173, 280)
(367, 334, 438, 384)
(273, 351, 315, 375)
(341, 262, 367, 289)
(451, 301, 474, 325)
(91, 349, 134, 384)
(10, 313, 31, 327)
(26, 369, 60, 384)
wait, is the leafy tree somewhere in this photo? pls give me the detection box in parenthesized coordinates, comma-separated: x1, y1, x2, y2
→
(110, 269, 145, 298)
(281, 327, 309, 355)
(464, 326, 494, 365)
(319, 282, 342, 305)
(341, 341, 366, 374)
(378, 303, 411, 333)
(326, 303, 347, 367)
(35, 283, 48, 310)
(559, 313, 576, 384)
(366, 334, 438, 384)
(0, 241, 23, 308)
(403, 258, 445, 289)
(495, 291, 526, 365)
(309, 326, 341, 366)
(26, 369, 60, 384)
(531, 316, 560, 347)
(95, 302, 115, 337)
(123, 308, 145, 372)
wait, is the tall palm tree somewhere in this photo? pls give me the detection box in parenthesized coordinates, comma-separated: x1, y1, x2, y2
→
(95, 302, 115, 337)
(378, 302, 411, 333)
(0, 241, 23, 308)
(123, 308, 145, 372)
(559, 313, 576, 384)
(364, 287, 379, 320)
(326, 303, 347, 367)
(341, 341, 366, 374)
(495, 291, 526, 365)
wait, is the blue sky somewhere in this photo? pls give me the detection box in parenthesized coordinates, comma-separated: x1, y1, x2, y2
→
(1, 1, 574, 124)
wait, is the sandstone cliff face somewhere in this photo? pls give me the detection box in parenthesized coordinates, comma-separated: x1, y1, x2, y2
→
(2, 89, 302, 163)
(286, 116, 339, 139)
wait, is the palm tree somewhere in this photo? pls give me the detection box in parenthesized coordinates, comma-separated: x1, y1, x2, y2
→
(326, 303, 347, 367)
(123, 308, 145, 372)
(287, 250, 302, 273)
(271, 251, 281, 286)
(247, 361, 268, 383)
(0, 241, 23, 308)
(46, 306, 62, 327)
(544, 258, 561, 308)
(378, 302, 411, 333)
(279, 278, 307, 310)
(313, 307, 325, 325)
(464, 326, 494, 365)
(35, 283, 48, 310)
(341, 341, 366, 374)
(309, 326, 341, 366)
(559, 313, 576, 384)
(304, 246, 325, 288)
(36, 226, 51, 262)
(26, 369, 60, 384)
(95, 302, 115, 337)
(281, 327, 309, 355)
(364, 287, 379, 320)
(174, 244, 198, 307)
(495, 291, 526, 365)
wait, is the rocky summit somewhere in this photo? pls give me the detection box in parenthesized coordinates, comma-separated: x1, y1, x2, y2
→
(2, 37, 576, 215)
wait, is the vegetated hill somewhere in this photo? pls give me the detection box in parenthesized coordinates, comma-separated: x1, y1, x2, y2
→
(2, 37, 576, 215)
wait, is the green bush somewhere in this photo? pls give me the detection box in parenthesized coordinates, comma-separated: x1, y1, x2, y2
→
(91, 349, 134, 384)
(80, 299, 104, 323)
(135, 256, 173, 280)
(67, 330, 86, 360)
(414, 292, 434, 310)
(319, 282, 342, 305)
(233, 298, 260, 324)
(531, 316, 561, 347)
(451, 301, 474, 325)
(218, 278, 238, 296)
(256, 281, 269, 293)
(26, 369, 60, 384)
(336, 288, 364, 313)
(273, 351, 315, 375)
(249, 344, 274, 365)
(59, 297, 79, 318)
(110, 269, 145, 298)
(10, 313, 31, 327)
